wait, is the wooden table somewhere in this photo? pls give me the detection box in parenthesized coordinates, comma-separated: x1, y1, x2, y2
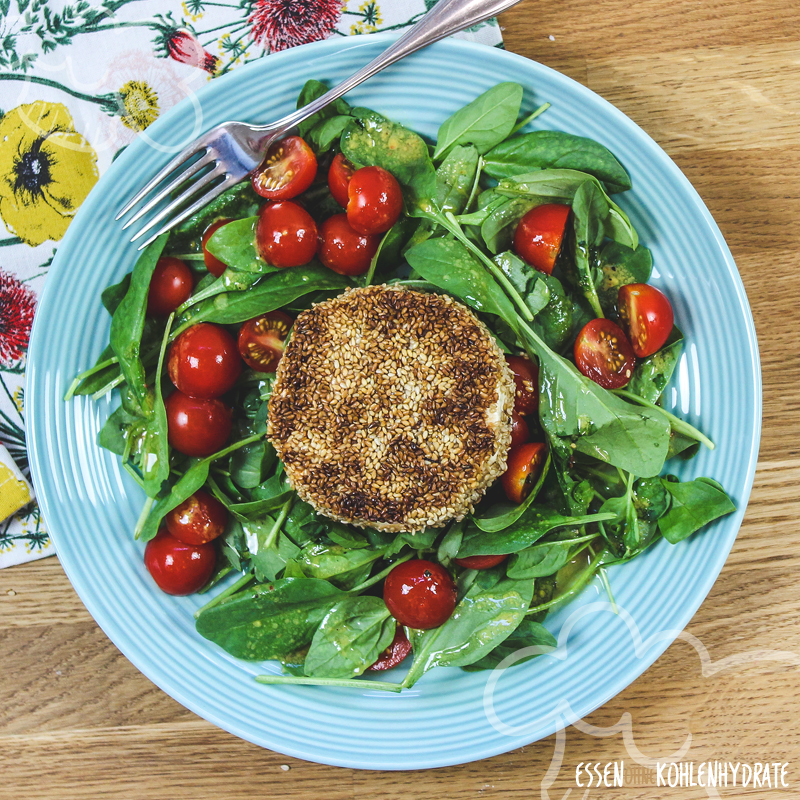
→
(3, 1, 799, 796)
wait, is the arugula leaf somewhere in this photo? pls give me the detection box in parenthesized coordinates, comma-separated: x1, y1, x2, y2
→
(462, 618, 557, 671)
(195, 577, 345, 660)
(484, 130, 632, 193)
(341, 108, 436, 203)
(658, 477, 736, 543)
(304, 597, 395, 678)
(434, 83, 523, 160)
(402, 576, 534, 688)
(628, 327, 683, 404)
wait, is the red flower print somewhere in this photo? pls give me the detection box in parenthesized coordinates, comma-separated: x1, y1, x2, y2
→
(0, 270, 36, 367)
(249, 0, 344, 52)
(167, 29, 220, 74)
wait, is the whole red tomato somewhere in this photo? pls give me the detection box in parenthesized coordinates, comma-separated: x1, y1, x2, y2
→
(328, 152, 356, 208)
(617, 283, 674, 357)
(165, 390, 233, 458)
(367, 627, 412, 671)
(256, 201, 318, 268)
(144, 529, 216, 595)
(317, 213, 380, 276)
(165, 490, 228, 545)
(383, 559, 457, 630)
(506, 355, 539, 415)
(513, 203, 571, 275)
(251, 136, 317, 200)
(147, 257, 193, 317)
(453, 554, 508, 570)
(168, 323, 242, 399)
(502, 442, 548, 504)
(201, 218, 233, 277)
(237, 311, 293, 372)
(347, 165, 403, 235)
(574, 318, 636, 389)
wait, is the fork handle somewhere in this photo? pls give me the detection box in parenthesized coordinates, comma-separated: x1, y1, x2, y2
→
(260, 0, 524, 141)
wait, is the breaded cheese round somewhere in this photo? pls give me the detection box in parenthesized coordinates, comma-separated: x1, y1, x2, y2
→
(267, 285, 515, 532)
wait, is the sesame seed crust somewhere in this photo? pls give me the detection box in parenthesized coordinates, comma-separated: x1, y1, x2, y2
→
(267, 285, 515, 532)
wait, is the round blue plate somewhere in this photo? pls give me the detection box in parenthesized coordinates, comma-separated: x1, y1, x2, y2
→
(27, 35, 761, 770)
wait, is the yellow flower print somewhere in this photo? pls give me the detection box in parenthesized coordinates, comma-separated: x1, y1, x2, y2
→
(12, 387, 23, 416)
(118, 80, 160, 132)
(359, 0, 382, 27)
(0, 101, 98, 247)
(181, 0, 203, 21)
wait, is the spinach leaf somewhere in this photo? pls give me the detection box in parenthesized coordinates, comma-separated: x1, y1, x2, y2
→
(308, 114, 351, 153)
(434, 83, 523, 160)
(632, 476, 670, 522)
(109, 235, 167, 418)
(533, 273, 573, 351)
(435, 145, 480, 214)
(402, 577, 533, 688)
(304, 597, 395, 678)
(195, 577, 344, 660)
(296, 78, 351, 138)
(458, 507, 614, 557)
(244, 521, 299, 582)
(506, 534, 598, 579)
(658, 477, 736, 543)
(595, 240, 653, 312)
(484, 130, 631, 194)
(480, 195, 538, 253)
(97, 404, 139, 456)
(171, 181, 261, 245)
(628, 326, 683, 404)
(205, 216, 275, 274)
(493, 251, 551, 317)
(101, 273, 131, 315)
(72, 344, 121, 396)
(297, 542, 385, 589)
(341, 108, 436, 204)
(462, 618, 557, 671)
(404, 237, 517, 320)
(140, 316, 172, 498)
(230, 440, 277, 489)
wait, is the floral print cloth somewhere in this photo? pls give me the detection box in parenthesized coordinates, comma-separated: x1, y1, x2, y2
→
(0, 0, 502, 568)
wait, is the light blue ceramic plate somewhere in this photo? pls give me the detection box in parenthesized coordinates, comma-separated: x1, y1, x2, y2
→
(27, 35, 761, 770)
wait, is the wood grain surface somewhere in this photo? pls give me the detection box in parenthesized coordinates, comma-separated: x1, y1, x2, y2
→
(3, 2, 800, 796)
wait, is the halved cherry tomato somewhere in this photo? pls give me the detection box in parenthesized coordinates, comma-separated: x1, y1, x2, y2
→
(201, 218, 232, 277)
(617, 283, 674, 358)
(147, 257, 193, 317)
(165, 390, 233, 457)
(317, 213, 380, 276)
(506, 355, 539, 415)
(513, 204, 571, 275)
(238, 311, 293, 372)
(165, 490, 228, 545)
(251, 136, 317, 200)
(383, 559, 457, 630)
(256, 201, 318, 268)
(168, 322, 242, 399)
(347, 165, 403, 235)
(502, 442, 548, 504)
(328, 152, 356, 208)
(454, 554, 508, 570)
(368, 627, 412, 671)
(574, 318, 636, 389)
(144, 529, 216, 595)
(510, 411, 530, 449)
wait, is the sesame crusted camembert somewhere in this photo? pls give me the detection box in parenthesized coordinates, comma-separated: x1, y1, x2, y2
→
(267, 285, 515, 532)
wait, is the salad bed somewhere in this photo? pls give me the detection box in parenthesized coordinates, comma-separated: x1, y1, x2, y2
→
(67, 80, 735, 692)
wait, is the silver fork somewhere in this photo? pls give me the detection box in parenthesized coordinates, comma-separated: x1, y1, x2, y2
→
(117, 0, 523, 249)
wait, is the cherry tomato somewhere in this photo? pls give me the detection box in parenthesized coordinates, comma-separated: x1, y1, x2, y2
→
(574, 318, 636, 389)
(256, 201, 318, 268)
(251, 136, 317, 200)
(506, 355, 539, 415)
(347, 165, 403, 235)
(201, 218, 232, 277)
(165, 390, 233, 457)
(165, 490, 228, 545)
(328, 152, 356, 208)
(168, 323, 242, 399)
(502, 442, 548, 504)
(144, 529, 216, 595)
(510, 411, 530, 449)
(317, 213, 380, 276)
(453, 554, 508, 570)
(146, 257, 193, 317)
(383, 559, 457, 630)
(513, 204, 571, 275)
(237, 310, 292, 372)
(367, 627, 412, 671)
(617, 283, 675, 358)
